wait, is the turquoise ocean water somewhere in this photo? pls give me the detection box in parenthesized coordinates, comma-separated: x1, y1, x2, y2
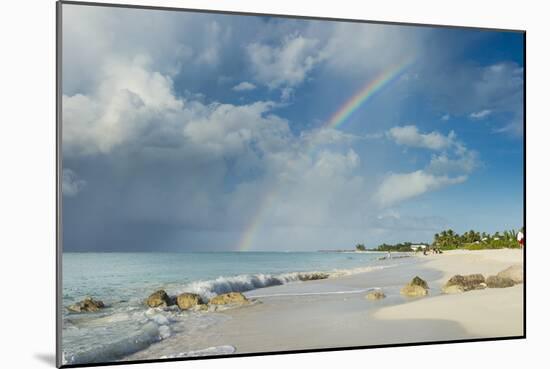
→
(62, 251, 403, 364)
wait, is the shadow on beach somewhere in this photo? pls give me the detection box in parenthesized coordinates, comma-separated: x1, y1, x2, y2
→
(34, 353, 56, 366)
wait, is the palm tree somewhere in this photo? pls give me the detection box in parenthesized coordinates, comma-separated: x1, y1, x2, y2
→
(474, 231, 481, 242)
(433, 233, 439, 246)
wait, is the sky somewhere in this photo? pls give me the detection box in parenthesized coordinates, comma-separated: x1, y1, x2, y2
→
(61, 4, 524, 252)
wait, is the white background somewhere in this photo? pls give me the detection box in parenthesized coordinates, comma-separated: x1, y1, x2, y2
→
(0, 0, 547, 368)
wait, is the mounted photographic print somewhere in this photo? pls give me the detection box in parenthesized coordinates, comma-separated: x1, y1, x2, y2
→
(57, 1, 525, 367)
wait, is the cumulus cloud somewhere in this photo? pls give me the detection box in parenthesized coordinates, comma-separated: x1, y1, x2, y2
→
(246, 33, 325, 89)
(62, 44, 377, 250)
(63, 56, 184, 155)
(61, 47, 480, 249)
(60, 4, 519, 251)
(62, 169, 86, 197)
(427, 151, 478, 176)
(387, 125, 456, 151)
(280, 87, 294, 102)
(63, 6, 185, 93)
(441, 114, 450, 121)
(377, 125, 478, 207)
(62, 5, 236, 95)
(313, 149, 360, 178)
(232, 81, 256, 91)
(196, 21, 226, 66)
(249, 148, 369, 232)
(376, 171, 467, 206)
(319, 22, 426, 77)
(63, 56, 294, 166)
(300, 128, 359, 147)
(243, 22, 426, 91)
(469, 109, 492, 119)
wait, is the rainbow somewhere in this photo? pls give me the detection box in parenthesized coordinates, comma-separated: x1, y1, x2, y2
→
(237, 58, 415, 251)
(325, 57, 415, 130)
(237, 190, 278, 252)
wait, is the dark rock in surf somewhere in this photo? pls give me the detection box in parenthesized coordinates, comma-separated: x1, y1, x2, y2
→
(208, 292, 249, 306)
(486, 275, 515, 288)
(176, 293, 203, 310)
(496, 265, 523, 284)
(146, 290, 171, 308)
(67, 297, 105, 313)
(442, 274, 486, 294)
(409, 276, 429, 289)
(195, 304, 209, 311)
(400, 276, 429, 297)
(298, 272, 330, 281)
(365, 290, 386, 300)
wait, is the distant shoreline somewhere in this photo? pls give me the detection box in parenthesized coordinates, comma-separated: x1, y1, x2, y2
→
(317, 249, 387, 253)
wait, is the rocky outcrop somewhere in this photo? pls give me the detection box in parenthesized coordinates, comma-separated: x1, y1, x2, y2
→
(496, 265, 523, 284)
(195, 304, 209, 311)
(208, 292, 249, 306)
(441, 284, 466, 294)
(298, 272, 330, 281)
(67, 297, 105, 313)
(486, 275, 515, 288)
(400, 276, 429, 297)
(365, 290, 386, 300)
(410, 276, 429, 290)
(442, 274, 486, 294)
(400, 284, 428, 297)
(146, 290, 171, 308)
(176, 293, 203, 310)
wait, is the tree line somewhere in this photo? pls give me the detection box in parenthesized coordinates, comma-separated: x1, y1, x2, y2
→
(355, 227, 523, 252)
(433, 228, 523, 250)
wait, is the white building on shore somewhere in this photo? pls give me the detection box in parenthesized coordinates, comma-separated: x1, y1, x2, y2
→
(410, 244, 428, 252)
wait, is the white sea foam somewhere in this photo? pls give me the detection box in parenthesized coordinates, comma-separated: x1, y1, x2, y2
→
(158, 325, 171, 339)
(63, 321, 160, 365)
(147, 312, 171, 326)
(250, 288, 381, 298)
(63, 309, 177, 365)
(176, 264, 396, 300)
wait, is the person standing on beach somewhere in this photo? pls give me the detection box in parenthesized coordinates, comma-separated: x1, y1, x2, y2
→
(517, 230, 524, 249)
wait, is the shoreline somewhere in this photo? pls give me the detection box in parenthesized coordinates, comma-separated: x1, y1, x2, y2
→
(124, 249, 523, 360)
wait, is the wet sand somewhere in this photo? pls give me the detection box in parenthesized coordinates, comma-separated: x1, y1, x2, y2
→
(126, 249, 523, 359)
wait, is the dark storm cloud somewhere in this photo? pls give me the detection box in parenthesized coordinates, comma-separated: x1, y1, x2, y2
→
(61, 4, 523, 251)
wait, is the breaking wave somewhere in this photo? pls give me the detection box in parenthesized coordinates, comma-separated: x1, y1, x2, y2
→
(177, 264, 395, 300)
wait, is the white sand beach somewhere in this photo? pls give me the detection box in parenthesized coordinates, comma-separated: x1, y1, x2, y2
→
(375, 249, 524, 338)
(126, 249, 524, 360)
